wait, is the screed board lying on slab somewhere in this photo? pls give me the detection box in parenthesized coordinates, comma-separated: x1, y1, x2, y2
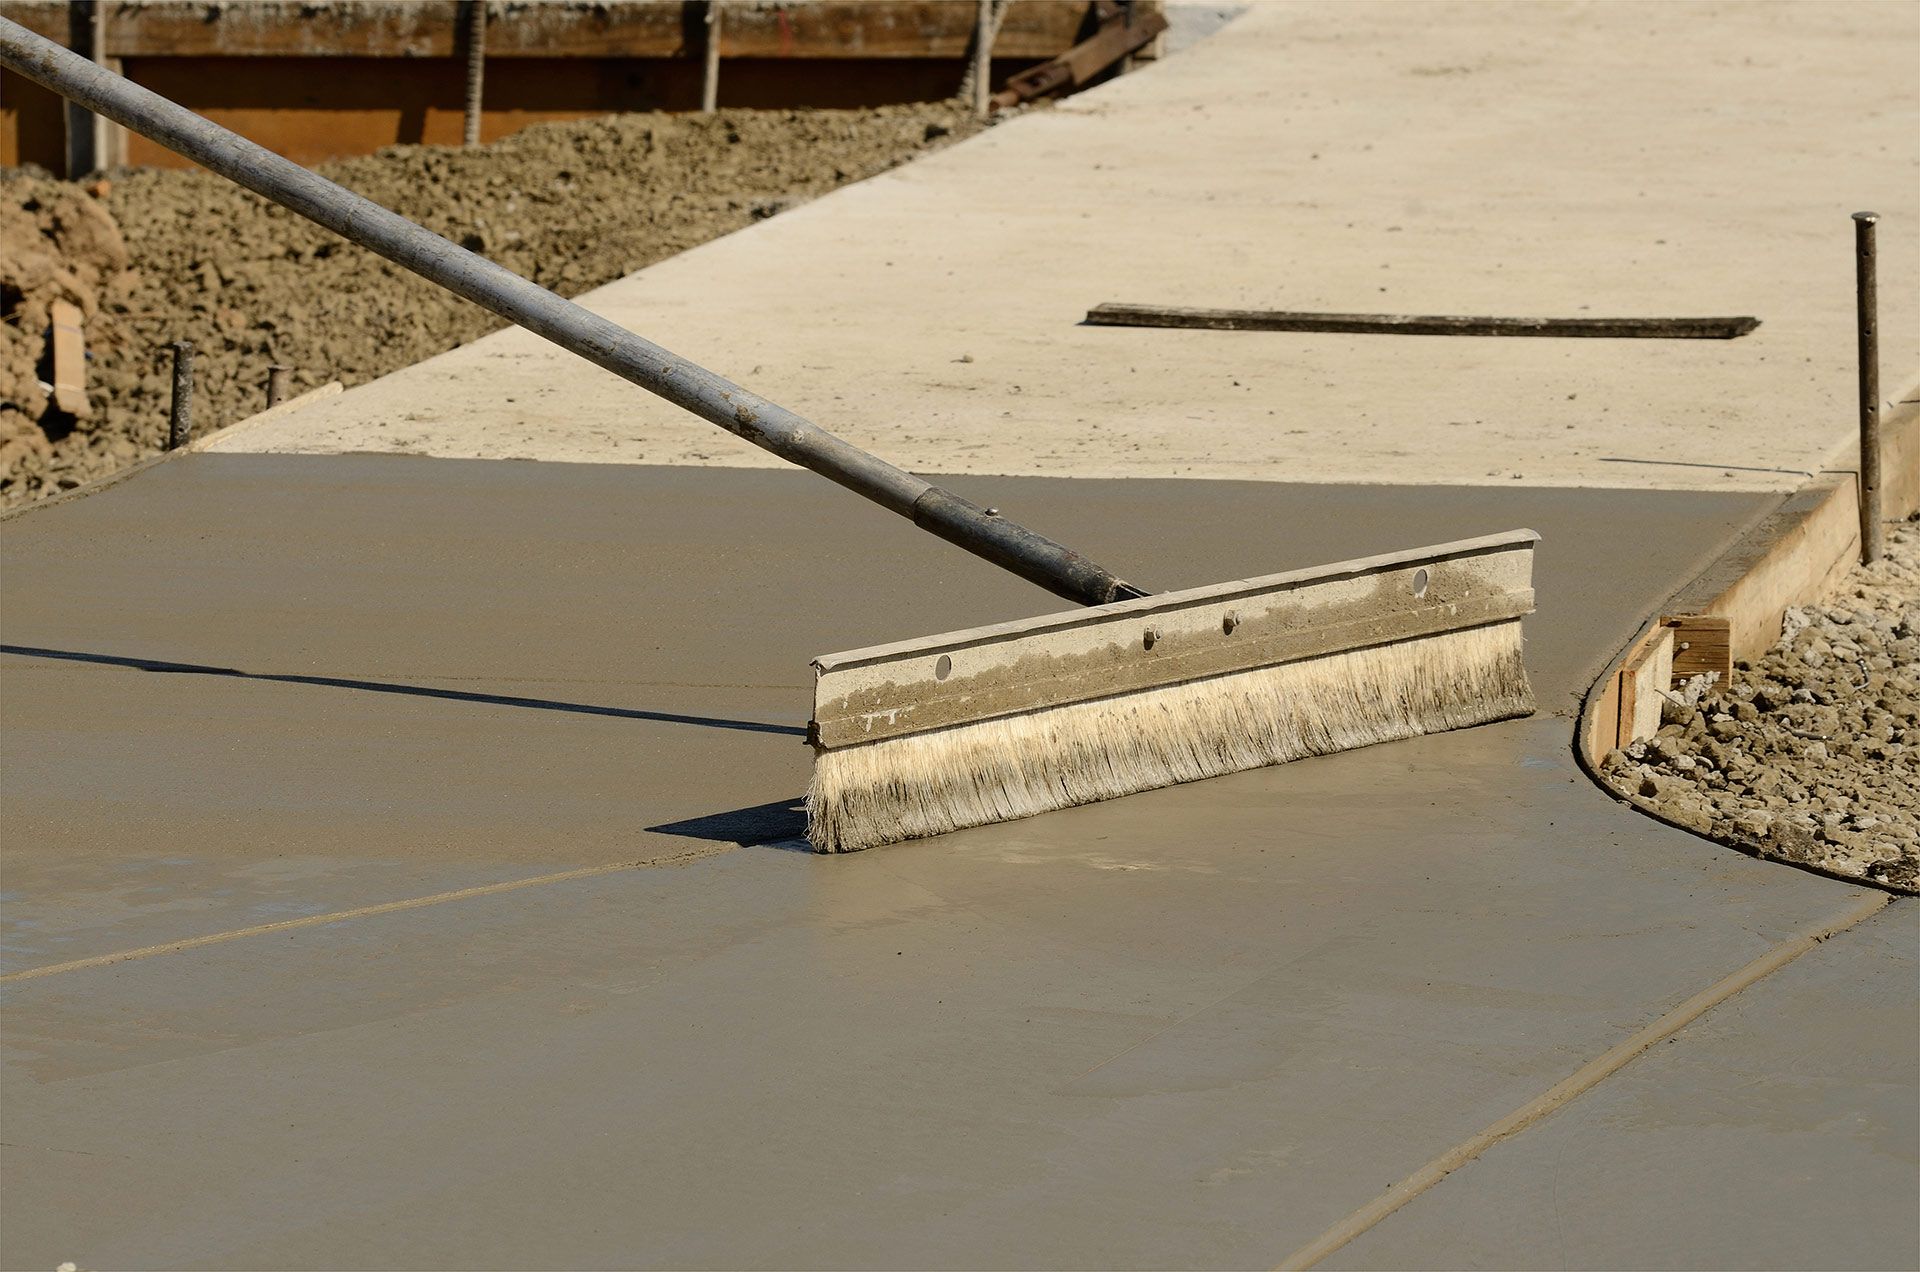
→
(1083, 305, 1761, 339)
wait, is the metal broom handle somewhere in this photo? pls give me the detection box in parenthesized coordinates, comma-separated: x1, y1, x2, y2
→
(0, 17, 1142, 607)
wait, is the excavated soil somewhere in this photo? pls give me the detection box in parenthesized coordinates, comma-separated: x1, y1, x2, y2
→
(1, 104, 976, 507)
(1601, 516, 1920, 891)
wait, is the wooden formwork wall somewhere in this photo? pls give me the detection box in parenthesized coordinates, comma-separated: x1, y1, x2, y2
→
(3, 0, 1142, 171)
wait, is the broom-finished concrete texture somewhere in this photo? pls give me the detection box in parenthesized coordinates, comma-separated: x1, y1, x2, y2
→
(208, 0, 1920, 490)
(3, 456, 1915, 1269)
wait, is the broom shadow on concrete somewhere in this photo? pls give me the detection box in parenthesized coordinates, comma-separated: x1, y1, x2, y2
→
(647, 798, 810, 848)
(0, 644, 808, 738)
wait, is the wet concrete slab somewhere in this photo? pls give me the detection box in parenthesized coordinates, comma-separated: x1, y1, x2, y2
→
(1, 455, 1909, 1267)
(0, 718, 1899, 1269)
(1327, 900, 1920, 1271)
(4, 455, 1763, 962)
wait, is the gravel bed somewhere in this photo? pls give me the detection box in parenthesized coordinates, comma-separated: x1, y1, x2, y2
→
(1600, 516, 1920, 891)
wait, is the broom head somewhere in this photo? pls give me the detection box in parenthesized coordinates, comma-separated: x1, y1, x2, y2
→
(807, 530, 1538, 852)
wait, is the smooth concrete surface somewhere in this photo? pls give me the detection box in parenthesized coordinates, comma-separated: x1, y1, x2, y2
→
(209, 1, 1920, 491)
(3, 455, 1914, 1268)
(0, 752, 1887, 1271)
(3, 454, 1765, 965)
(1327, 900, 1920, 1271)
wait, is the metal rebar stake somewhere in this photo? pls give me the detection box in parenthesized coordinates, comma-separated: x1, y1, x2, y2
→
(963, 0, 1005, 117)
(702, 2, 721, 113)
(1853, 211, 1882, 565)
(972, 0, 992, 118)
(266, 363, 291, 407)
(463, 0, 486, 147)
(63, 0, 97, 177)
(167, 339, 193, 450)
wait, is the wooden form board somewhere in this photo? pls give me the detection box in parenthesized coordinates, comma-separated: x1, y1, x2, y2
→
(1082, 305, 1761, 340)
(1882, 398, 1920, 524)
(1589, 613, 1730, 756)
(1663, 614, 1732, 685)
(1616, 625, 1675, 747)
(1, 1, 1103, 60)
(1699, 477, 1861, 665)
(1581, 398, 1920, 762)
(5, 2, 1139, 167)
(992, 4, 1168, 107)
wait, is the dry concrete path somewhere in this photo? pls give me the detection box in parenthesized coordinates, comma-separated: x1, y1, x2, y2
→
(3, 455, 1915, 1268)
(209, 0, 1920, 492)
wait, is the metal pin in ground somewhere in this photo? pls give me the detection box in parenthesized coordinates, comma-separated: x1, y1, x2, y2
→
(1854, 210, 1882, 565)
(166, 339, 193, 450)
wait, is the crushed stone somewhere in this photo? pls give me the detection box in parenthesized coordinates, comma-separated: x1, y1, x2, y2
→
(1600, 516, 1920, 892)
(2, 104, 977, 508)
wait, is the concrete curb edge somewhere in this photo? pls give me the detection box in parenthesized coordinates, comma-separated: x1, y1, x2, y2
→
(1571, 399, 1920, 892)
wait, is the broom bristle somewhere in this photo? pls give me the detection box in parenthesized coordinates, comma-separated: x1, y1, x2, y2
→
(806, 622, 1533, 852)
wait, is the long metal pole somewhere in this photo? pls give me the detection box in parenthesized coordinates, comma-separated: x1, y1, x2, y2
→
(0, 16, 1137, 606)
(1853, 211, 1882, 565)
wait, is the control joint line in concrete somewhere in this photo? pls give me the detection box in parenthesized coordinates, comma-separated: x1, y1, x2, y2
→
(1273, 890, 1894, 1270)
(0, 848, 728, 985)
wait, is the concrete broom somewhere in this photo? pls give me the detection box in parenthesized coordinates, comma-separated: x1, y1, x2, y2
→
(1, 17, 1539, 853)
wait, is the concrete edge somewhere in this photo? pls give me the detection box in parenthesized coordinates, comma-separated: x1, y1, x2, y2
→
(0, 447, 177, 523)
(0, 382, 345, 524)
(1571, 399, 1920, 893)
(190, 381, 345, 452)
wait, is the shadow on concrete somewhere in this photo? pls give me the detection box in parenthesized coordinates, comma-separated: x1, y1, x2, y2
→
(0, 644, 808, 738)
(647, 797, 808, 847)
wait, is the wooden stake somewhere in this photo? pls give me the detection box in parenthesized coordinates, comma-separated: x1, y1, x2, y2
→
(49, 299, 88, 416)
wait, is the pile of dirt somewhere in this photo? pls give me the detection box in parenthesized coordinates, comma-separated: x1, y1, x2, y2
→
(0, 178, 137, 477)
(1600, 516, 1920, 891)
(1, 103, 975, 507)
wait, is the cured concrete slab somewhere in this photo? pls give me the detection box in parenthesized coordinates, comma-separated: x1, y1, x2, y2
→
(206, 1, 1920, 491)
(2, 455, 1912, 1268)
(1326, 900, 1920, 1272)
